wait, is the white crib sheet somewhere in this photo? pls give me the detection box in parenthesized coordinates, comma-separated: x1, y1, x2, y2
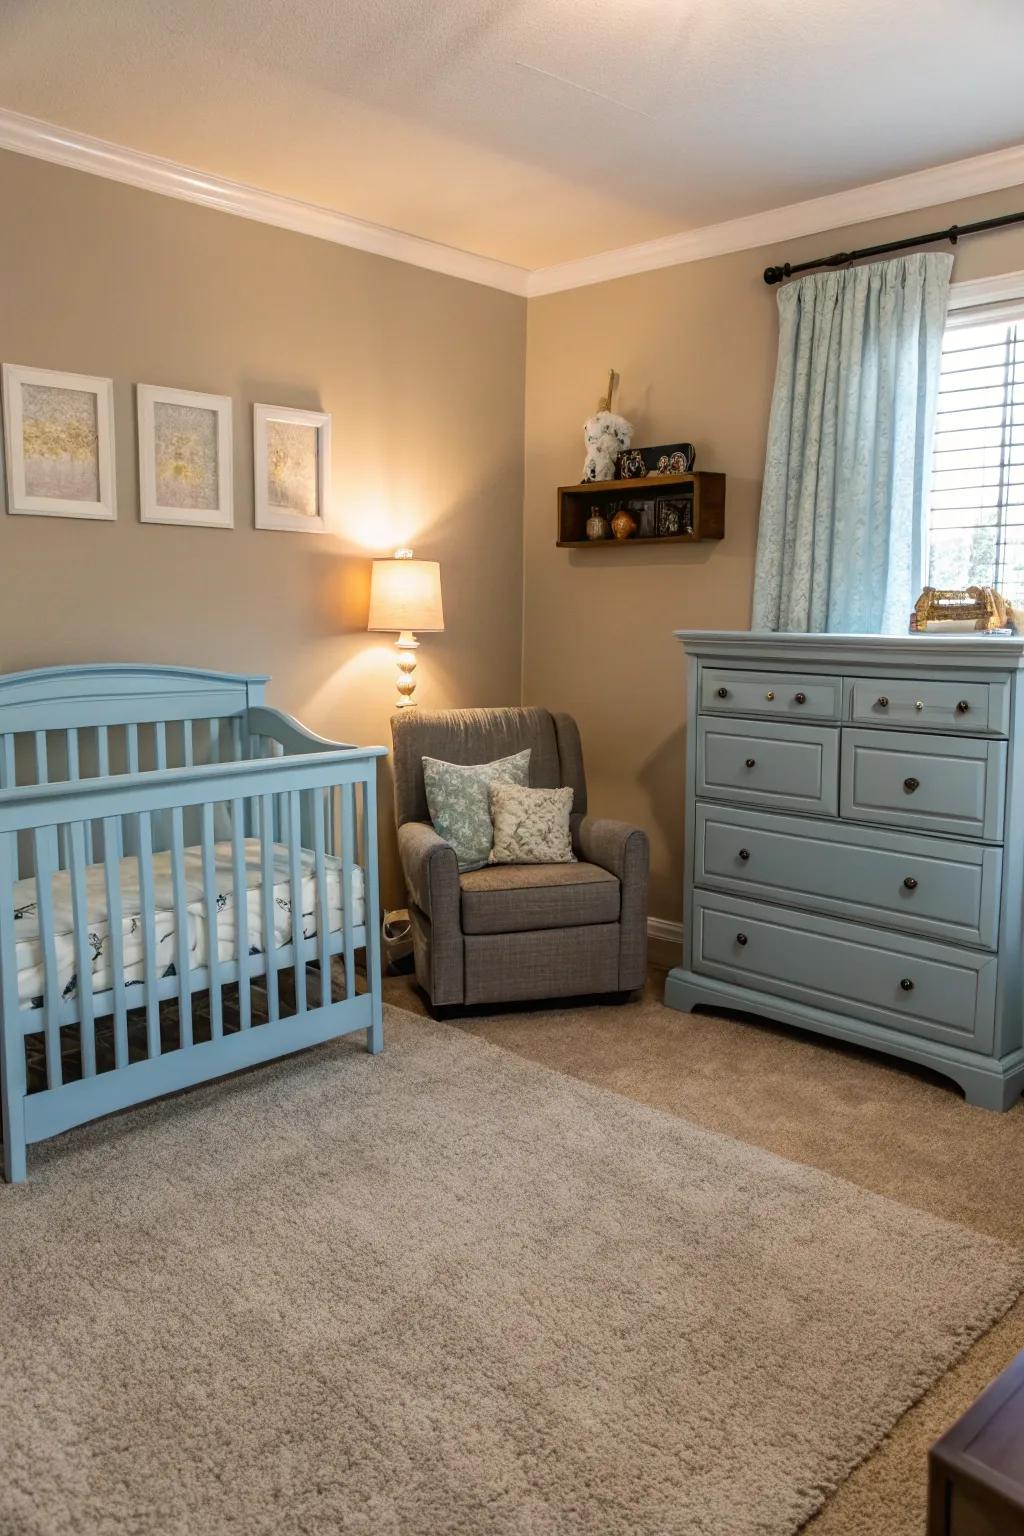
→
(12, 839, 365, 1009)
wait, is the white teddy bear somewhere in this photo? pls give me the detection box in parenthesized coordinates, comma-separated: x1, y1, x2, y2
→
(581, 409, 633, 482)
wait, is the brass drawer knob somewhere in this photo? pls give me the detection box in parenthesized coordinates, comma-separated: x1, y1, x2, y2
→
(877, 696, 889, 708)
(915, 701, 924, 711)
(956, 699, 970, 714)
(738, 848, 751, 861)
(736, 932, 748, 946)
(745, 757, 756, 768)
(717, 686, 729, 699)
(900, 978, 914, 992)
(765, 690, 775, 701)
(794, 692, 807, 704)
(903, 876, 918, 890)
(903, 776, 920, 793)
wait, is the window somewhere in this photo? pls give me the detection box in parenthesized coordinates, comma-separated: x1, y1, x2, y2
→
(928, 302, 1024, 608)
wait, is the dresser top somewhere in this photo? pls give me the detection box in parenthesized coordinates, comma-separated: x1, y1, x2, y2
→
(673, 630, 1024, 670)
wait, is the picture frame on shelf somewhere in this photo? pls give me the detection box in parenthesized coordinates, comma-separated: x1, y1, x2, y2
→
(2, 363, 117, 521)
(253, 403, 331, 534)
(137, 384, 234, 529)
(656, 494, 694, 537)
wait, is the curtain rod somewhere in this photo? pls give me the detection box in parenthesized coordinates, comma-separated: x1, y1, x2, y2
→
(762, 208, 1024, 286)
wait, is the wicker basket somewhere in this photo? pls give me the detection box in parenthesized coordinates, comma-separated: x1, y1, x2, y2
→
(910, 586, 1019, 633)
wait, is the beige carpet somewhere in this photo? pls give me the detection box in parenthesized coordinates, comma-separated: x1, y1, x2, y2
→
(1, 1007, 1021, 1536)
(386, 959, 1024, 1536)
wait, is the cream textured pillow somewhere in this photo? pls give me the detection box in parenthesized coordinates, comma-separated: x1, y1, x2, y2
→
(488, 784, 576, 865)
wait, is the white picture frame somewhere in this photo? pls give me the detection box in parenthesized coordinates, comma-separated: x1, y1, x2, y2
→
(2, 363, 116, 520)
(137, 384, 234, 529)
(253, 403, 330, 534)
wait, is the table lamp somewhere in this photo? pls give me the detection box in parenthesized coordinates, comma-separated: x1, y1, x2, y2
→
(368, 548, 444, 709)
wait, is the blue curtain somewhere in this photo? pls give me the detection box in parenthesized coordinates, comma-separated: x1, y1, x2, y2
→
(751, 252, 953, 634)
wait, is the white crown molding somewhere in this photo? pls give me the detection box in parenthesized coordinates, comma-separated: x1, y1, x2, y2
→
(948, 267, 1024, 309)
(527, 142, 1024, 297)
(0, 106, 531, 297)
(3, 105, 1024, 301)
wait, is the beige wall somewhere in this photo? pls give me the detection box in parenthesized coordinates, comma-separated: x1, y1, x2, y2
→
(523, 187, 1024, 920)
(7, 145, 1024, 929)
(0, 150, 526, 905)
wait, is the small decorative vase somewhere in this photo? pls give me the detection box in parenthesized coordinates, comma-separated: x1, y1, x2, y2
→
(611, 507, 637, 541)
(586, 507, 610, 541)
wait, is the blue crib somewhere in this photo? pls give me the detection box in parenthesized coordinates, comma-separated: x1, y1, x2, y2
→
(0, 664, 386, 1183)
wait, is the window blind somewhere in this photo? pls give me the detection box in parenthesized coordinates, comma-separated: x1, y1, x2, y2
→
(928, 309, 1024, 606)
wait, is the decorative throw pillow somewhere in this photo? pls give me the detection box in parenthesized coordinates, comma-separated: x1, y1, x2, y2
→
(488, 784, 576, 865)
(422, 749, 531, 872)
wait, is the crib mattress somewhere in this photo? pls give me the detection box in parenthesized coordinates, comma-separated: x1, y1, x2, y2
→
(12, 839, 365, 1010)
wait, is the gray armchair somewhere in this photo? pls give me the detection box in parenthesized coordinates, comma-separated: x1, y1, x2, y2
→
(391, 707, 649, 1009)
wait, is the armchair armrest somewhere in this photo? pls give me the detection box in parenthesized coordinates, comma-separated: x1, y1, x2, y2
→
(574, 816, 649, 992)
(397, 820, 461, 923)
(574, 816, 649, 882)
(397, 820, 464, 1006)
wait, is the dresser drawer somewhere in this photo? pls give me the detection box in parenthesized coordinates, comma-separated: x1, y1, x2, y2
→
(694, 804, 1002, 950)
(841, 729, 1006, 841)
(849, 676, 1010, 735)
(692, 892, 996, 1052)
(701, 668, 842, 721)
(696, 717, 839, 816)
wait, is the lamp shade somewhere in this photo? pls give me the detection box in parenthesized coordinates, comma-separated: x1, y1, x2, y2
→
(368, 556, 444, 633)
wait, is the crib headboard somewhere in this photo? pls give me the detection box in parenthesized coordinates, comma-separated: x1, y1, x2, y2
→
(0, 664, 269, 792)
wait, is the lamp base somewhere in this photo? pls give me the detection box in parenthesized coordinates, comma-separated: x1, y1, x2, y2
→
(394, 630, 419, 709)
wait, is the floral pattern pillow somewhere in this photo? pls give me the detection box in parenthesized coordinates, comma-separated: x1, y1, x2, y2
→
(422, 749, 531, 871)
(488, 784, 576, 865)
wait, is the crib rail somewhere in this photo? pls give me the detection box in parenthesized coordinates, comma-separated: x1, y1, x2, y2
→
(0, 744, 385, 1182)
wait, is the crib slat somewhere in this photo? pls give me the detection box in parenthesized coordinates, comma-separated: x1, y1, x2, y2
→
(33, 731, 47, 784)
(154, 720, 167, 771)
(96, 727, 123, 863)
(31, 825, 63, 1090)
(312, 787, 330, 1007)
(0, 832, 27, 1182)
(0, 737, 19, 880)
(287, 791, 306, 1016)
(126, 723, 140, 775)
(259, 795, 279, 1023)
(230, 798, 251, 1031)
(65, 728, 94, 864)
(183, 721, 194, 768)
(363, 773, 384, 1054)
(230, 717, 242, 764)
(169, 806, 192, 1049)
(101, 817, 129, 1070)
(340, 783, 355, 1002)
(67, 821, 97, 1078)
(200, 802, 223, 1040)
(137, 811, 161, 1060)
(326, 785, 336, 859)
(208, 718, 221, 766)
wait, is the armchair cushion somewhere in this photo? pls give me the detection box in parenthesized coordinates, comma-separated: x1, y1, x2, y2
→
(423, 749, 531, 871)
(460, 862, 619, 935)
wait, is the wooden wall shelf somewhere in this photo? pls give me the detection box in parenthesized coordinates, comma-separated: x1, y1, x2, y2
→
(557, 471, 725, 548)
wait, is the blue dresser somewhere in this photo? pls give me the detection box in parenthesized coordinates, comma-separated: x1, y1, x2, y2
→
(664, 632, 1024, 1111)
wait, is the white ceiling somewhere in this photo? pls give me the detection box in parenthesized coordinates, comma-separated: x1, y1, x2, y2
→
(2, 0, 1024, 271)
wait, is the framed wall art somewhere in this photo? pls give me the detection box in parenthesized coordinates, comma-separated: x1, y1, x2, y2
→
(137, 384, 233, 528)
(253, 403, 330, 534)
(2, 363, 117, 520)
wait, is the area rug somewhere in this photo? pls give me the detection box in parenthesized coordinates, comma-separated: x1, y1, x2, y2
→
(0, 1007, 1020, 1536)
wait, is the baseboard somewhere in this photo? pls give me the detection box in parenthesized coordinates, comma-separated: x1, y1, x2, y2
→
(648, 916, 683, 947)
